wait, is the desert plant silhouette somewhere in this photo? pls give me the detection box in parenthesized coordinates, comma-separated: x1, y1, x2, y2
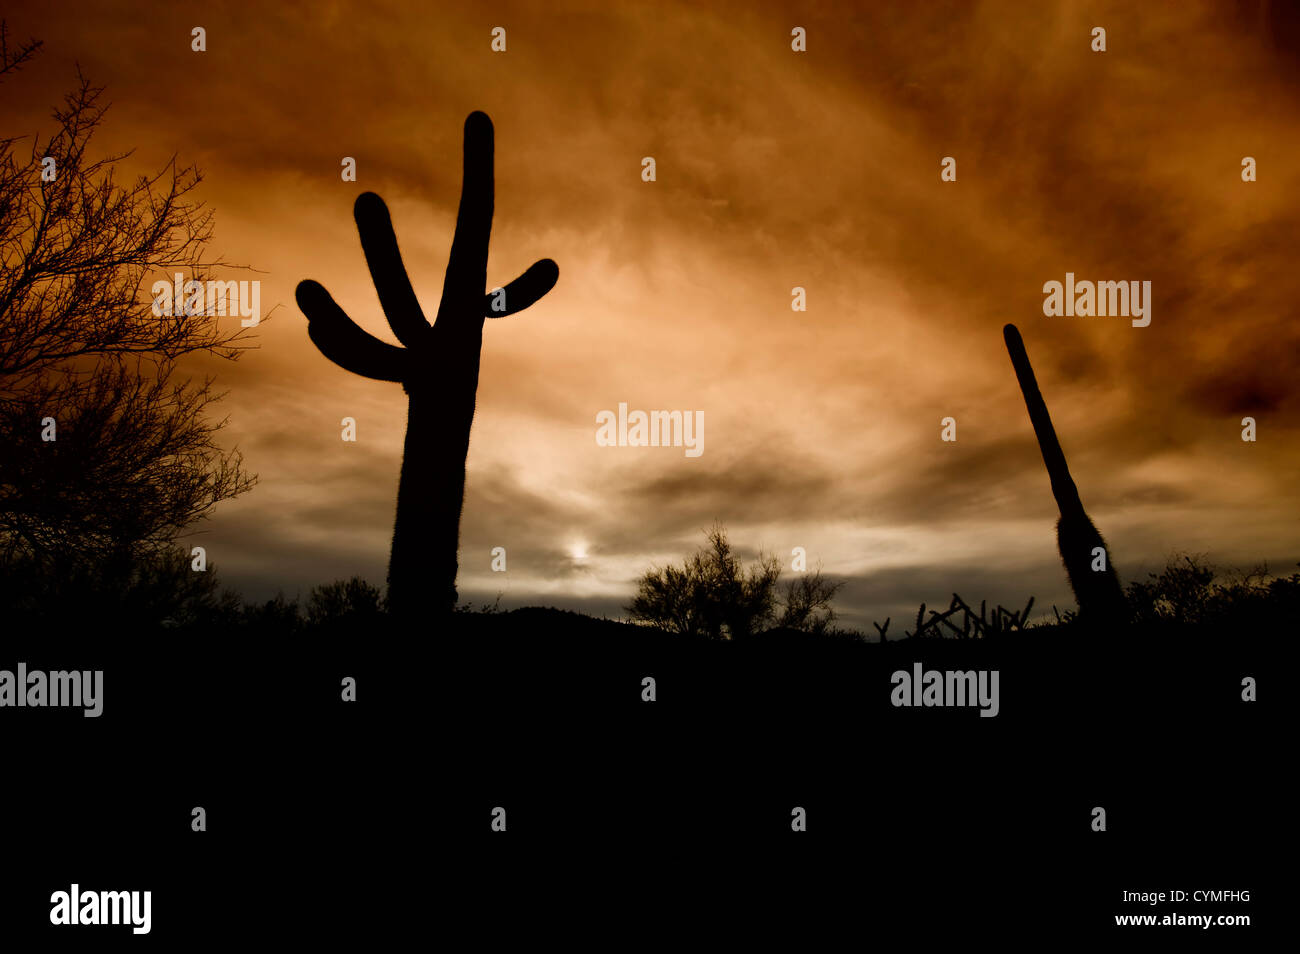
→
(296, 111, 558, 621)
(627, 524, 842, 639)
(1003, 323, 1126, 625)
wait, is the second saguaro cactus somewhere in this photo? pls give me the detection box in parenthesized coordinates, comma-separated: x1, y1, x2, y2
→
(1003, 323, 1126, 625)
(296, 111, 559, 621)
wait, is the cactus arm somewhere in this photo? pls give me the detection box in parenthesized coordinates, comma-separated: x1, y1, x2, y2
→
(484, 259, 560, 317)
(295, 279, 410, 381)
(438, 111, 494, 323)
(1002, 323, 1083, 514)
(352, 192, 433, 349)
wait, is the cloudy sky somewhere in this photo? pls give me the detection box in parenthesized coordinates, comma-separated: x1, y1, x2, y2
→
(4, 0, 1298, 631)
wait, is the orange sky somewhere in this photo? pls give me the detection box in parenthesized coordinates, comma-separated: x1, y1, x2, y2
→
(4, 1, 1298, 629)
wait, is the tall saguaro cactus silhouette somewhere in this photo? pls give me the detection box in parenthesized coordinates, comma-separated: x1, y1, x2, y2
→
(295, 112, 559, 620)
(1003, 324, 1125, 624)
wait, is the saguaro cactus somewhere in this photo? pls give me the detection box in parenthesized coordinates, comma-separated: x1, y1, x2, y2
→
(1003, 324, 1125, 625)
(295, 112, 558, 620)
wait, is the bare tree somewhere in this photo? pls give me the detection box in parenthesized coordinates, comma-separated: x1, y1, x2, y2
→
(0, 31, 255, 586)
(0, 22, 40, 83)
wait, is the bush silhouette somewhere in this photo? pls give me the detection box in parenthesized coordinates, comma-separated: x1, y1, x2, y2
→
(306, 576, 385, 626)
(627, 524, 841, 638)
(1125, 555, 1300, 631)
(1003, 324, 1126, 625)
(237, 593, 304, 636)
(0, 545, 240, 630)
(777, 569, 844, 636)
(296, 111, 558, 621)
